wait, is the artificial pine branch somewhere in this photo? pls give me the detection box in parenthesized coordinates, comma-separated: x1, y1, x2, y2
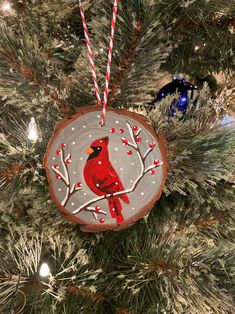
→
(0, 1, 234, 313)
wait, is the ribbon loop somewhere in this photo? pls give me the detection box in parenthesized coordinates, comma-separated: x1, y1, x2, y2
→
(79, 0, 119, 126)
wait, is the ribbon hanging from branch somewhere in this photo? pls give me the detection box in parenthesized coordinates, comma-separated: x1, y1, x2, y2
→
(79, 0, 119, 126)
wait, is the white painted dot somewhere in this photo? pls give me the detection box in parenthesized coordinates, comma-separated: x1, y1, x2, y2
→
(114, 148, 118, 151)
(145, 140, 149, 143)
(130, 180, 133, 183)
(52, 157, 55, 160)
(89, 134, 92, 138)
(131, 162, 135, 165)
(100, 140, 103, 143)
(120, 168, 123, 171)
(72, 127, 75, 131)
(83, 125, 86, 128)
(71, 202, 75, 206)
(80, 157, 83, 161)
(141, 192, 144, 196)
(58, 188, 61, 192)
(72, 142, 76, 145)
(152, 181, 156, 185)
(115, 120, 119, 124)
(98, 161, 102, 165)
(114, 160, 117, 163)
(97, 115, 101, 118)
(83, 192, 87, 196)
(115, 182, 119, 185)
(96, 184, 100, 187)
(73, 171, 76, 174)
(132, 207, 135, 210)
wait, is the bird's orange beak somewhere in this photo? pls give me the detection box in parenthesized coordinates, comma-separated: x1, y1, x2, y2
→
(85, 147, 94, 155)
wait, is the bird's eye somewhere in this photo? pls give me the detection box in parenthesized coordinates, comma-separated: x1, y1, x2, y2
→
(97, 147, 100, 150)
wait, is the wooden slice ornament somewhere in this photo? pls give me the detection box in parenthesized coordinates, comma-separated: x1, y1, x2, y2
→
(44, 106, 167, 232)
(44, 0, 167, 231)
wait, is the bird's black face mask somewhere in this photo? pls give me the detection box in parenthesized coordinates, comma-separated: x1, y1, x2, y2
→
(87, 146, 103, 160)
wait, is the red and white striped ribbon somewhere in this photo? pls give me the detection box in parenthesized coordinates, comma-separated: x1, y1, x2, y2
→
(79, 0, 119, 126)
(79, 4, 102, 106)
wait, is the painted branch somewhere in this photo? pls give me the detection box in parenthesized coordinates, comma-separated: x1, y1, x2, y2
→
(52, 167, 68, 186)
(61, 149, 69, 185)
(143, 147, 153, 160)
(86, 207, 107, 220)
(72, 161, 162, 215)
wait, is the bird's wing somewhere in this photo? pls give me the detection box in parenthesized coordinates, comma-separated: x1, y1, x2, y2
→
(92, 163, 126, 195)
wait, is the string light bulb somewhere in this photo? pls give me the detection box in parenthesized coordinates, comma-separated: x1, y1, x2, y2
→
(39, 262, 50, 277)
(27, 117, 39, 141)
(1, 2, 12, 13)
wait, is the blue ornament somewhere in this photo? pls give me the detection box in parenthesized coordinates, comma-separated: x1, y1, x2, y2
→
(154, 74, 198, 116)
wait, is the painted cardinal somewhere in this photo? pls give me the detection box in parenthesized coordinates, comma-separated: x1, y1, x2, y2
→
(83, 136, 129, 223)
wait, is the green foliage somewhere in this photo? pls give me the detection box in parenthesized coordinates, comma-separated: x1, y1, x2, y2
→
(0, 0, 234, 313)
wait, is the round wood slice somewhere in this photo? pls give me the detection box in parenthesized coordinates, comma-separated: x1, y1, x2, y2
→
(44, 106, 167, 232)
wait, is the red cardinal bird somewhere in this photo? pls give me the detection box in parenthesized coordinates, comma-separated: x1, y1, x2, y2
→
(83, 136, 129, 223)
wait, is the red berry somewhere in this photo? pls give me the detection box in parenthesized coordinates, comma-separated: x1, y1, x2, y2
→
(56, 149, 61, 155)
(149, 143, 156, 149)
(110, 128, 115, 133)
(150, 169, 155, 175)
(154, 160, 161, 166)
(119, 128, 124, 134)
(99, 218, 105, 224)
(127, 150, 132, 155)
(66, 159, 71, 164)
(136, 137, 142, 142)
(95, 206, 101, 212)
(53, 164, 59, 169)
(133, 125, 138, 132)
(122, 138, 128, 145)
(56, 174, 61, 180)
(76, 182, 82, 188)
(61, 143, 66, 149)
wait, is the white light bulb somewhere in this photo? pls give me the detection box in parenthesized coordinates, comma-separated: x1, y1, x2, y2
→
(39, 262, 50, 277)
(27, 117, 39, 141)
(1, 2, 12, 12)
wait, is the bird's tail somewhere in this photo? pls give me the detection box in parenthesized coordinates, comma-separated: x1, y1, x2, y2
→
(108, 197, 124, 224)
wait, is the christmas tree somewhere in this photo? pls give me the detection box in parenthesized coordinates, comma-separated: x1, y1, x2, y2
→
(0, 0, 235, 313)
